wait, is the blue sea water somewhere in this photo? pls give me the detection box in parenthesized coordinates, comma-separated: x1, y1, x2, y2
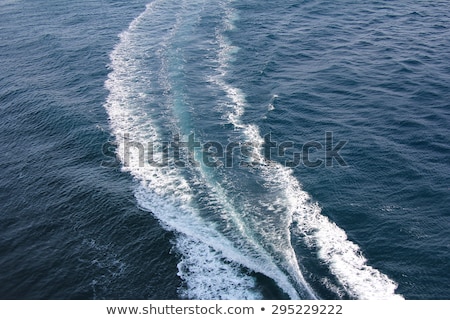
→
(0, 0, 449, 299)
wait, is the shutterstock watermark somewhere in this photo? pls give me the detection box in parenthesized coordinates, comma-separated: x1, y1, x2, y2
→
(101, 132, 348, 169)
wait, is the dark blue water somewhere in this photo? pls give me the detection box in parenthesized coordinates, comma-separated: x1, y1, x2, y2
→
(0, 0, 449, 299)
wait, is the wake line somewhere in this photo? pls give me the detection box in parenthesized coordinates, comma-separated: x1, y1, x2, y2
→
(104, 0, 310, 300)
(211, 3, 318, 299)
(105, 0, 403, 300)
(213, 3, 403, 300)
(107, 0, 258, 299)
(147, 0, 312, 299)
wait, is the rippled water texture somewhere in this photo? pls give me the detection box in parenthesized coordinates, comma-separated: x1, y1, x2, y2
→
(0, 0, 449, 299)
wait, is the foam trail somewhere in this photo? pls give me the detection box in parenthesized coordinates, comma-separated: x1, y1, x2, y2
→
(213, 4, 403, 300)
(144, 0, 310, 298)
(104, 0, 263, 300)
(210, 1, 317, 299)
(248, 127, 402, 299)
(105, 0, 403, 300)
(104, 0, 309, 300)
(176, 235, 263, 300)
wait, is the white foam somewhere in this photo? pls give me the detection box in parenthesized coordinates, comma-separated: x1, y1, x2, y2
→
(268, 94, 278, 111)
(211, 8, 318, 299)
(105, 0, 249, 299)
(237, 109, 402, 299)
(176, 235, 262, 300)
(134, 184, 302, 299)
(288, 190, 403, 299)
(241, 114, 403, 299)
(105, 0, 403, 300)
(251, 88, 401, 299)
(212, 2, 403, 300)
(104, 0, 308, 300)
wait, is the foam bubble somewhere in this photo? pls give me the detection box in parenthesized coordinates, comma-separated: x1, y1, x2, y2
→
(176, 235, 263, 300)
